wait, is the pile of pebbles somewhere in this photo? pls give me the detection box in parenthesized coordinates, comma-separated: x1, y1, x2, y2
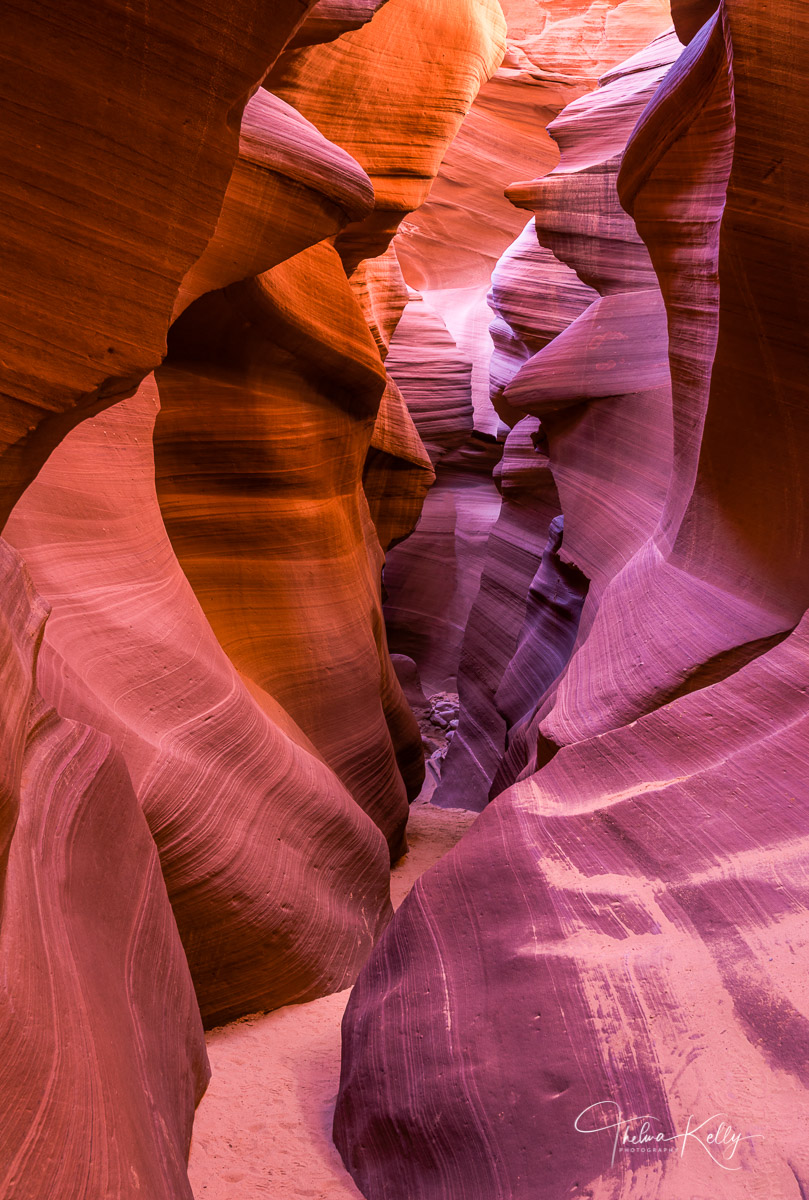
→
(419, 691, 459, 780)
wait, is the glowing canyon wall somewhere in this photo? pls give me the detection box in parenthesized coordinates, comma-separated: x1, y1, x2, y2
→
(0, 1, 504, 1194)
(2, 0, 809, 1198)
(335, 2, 809, 1198)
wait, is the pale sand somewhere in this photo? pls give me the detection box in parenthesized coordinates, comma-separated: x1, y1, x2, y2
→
(189, 797, 477, 1199)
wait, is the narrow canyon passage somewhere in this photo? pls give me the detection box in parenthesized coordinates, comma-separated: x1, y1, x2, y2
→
(2, 2, 809, 1200)
(188, 799, 477, 1199)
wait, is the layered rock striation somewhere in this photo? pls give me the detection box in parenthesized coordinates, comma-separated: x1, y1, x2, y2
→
(336, 4, 809, 1198)
(0, 0, 319, 528)
(381, 0, 674, 709)
(0, 541, 209, 1200)
(0, 1, 506, 1195)
(6, 379, 394, 1027)
(4, 1, 809, 1198)
(437, 28, 680, 807)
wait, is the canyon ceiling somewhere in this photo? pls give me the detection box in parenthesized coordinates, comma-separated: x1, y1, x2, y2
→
(1, 0, 808, 1197)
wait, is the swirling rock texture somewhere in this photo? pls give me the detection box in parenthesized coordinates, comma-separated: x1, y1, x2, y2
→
(0, 0, 318, 528)
(395, 0, 674, 415)
(0, 0, 506, 1195)
(436, 28, 679, 808)
(6, 0, 809, 1197)
(381, 292, 504, 695)
(154, 0, 506, 850)
(381, 0, 674, 705)
(335, 4, 809, 1199)
(5, 378, 393, 1027)
(155, 247, 423, 856)
(0, 540, 209, 1200)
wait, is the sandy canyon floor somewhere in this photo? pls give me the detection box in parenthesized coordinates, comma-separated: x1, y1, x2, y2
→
(188, 795, 476, 1199)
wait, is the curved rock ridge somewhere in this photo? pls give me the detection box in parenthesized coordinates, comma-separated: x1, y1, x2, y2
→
(1, 3, 511, 1189)
(173, 87, 376, 318)
(156, 246, 424, 857)
(364, 377, 436, 554)
(394, 0, 674, 430)
(495, 29, 680, 782)
(150, 0, 507, 845)
(488, 218, 598, 409)
(0, 540, 209, 1200)
(434, 222, 596, 809)
(527, 0, 807, 761)
(267, 0, 508, 272)
(381, 0, 671, 705)
(356, 248, 437, 554)
(436, 29, 680, 804)
(7, 1, 809, 1197)
(288, 0, 392, 48)
(386, 291, 476, 466)
(437, 450, 590, 810)
(434, 420, 581, 811)
(382, 289, 500, 695)
(267, 0, 508, 574)
(0, 0, 317, 528)
(336, 5, 809, 1197)
(6, 379, 393, 1028)
(336, 607, 809, 1199)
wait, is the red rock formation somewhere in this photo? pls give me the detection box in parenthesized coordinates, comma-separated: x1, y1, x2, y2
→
(337, 613, 809, 1197)
(382, 0, 673, 702)
(0, 541, 208, 1200)
(488, 220, 598, 409)
(155, 248, 422, 856)
(0, 2, 511, 1192)
(364, 379, 436, 555)
(435, 426, 588, 811)
(386, 293, 475, 465)
(268, 0, 507, 270)
(431, 219, 596, 807)
(335, 4, 809, 1197)
(435, 30, 679, 805)
(8, 1, 809, 1197)
(152, 0, 506, 843)
(172, 87, 375, 318)
(381, 292, 504, 697)
(528, 5, 799, 763)
(396, 0, 674, 410)
(670, 0, 719, 42)
(288, 0, 392, 48)
(6, 379, 393, 1027)
(0, 0, 317, 529)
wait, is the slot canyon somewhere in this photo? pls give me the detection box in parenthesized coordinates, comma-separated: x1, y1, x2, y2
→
(2, 0, 809, 1196)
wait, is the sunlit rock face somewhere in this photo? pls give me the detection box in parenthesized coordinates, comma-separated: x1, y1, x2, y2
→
(6, 378, 393, 1028)
(4, 0, 809, 1197)
(335, 4, 809, 1198)
(0, 1, 506, 1194)
(0, 0, 317, 530)
(152, 0, 505, 853)
(437, 29, 680, 808)
(155, 248, 423, 857)
(0, 541, 209, 1200)
(382, 0, 674, 701)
